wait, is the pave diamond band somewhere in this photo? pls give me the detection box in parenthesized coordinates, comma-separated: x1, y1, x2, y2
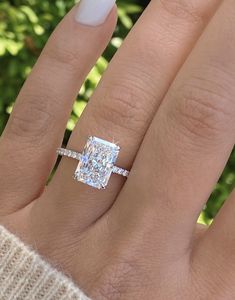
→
(57, 137, 130, 189)
(112, 166, 129, 177)
(57, 148, 129, 177)
(57, 148, 82, 160)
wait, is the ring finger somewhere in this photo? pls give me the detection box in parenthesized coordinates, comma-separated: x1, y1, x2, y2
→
(0, 2, 117, 215)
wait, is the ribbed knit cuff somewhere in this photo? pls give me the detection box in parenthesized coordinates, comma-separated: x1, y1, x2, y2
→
(0, 225, 91, 300)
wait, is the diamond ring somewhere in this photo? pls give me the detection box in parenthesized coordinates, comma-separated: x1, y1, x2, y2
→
(57, 136, 130, 190)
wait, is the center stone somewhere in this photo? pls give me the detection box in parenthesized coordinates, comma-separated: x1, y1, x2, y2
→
(74, 136, 120, 189)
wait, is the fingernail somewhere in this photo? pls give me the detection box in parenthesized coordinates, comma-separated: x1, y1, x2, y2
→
(75, 0, 116, 26)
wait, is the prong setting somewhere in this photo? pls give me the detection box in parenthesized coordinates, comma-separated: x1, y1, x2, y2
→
(57, 136, 129, 190)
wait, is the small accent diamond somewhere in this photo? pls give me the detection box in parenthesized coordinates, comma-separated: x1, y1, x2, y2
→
(113, 166, 129, 177)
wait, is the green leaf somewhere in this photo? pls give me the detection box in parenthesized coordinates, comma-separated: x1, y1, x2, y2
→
(20, 6, 38, 23)
(73, 100, 87, 118)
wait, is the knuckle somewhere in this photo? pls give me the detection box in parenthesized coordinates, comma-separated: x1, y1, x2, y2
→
(159, 0, 204, 23)
(7, 96, 52, 142)
(93, 83, 153, 136)
(169, 75, 234, 142)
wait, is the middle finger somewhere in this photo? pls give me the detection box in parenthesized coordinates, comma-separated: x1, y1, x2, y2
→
(114, 0, 235, 251)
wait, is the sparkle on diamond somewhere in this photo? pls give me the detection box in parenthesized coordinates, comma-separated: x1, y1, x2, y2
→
(74, 137, 120, 189)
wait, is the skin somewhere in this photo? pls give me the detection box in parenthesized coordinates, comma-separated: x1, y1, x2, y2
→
(1, 0, 235, 299)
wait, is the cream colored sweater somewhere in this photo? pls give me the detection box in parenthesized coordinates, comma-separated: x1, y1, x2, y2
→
(0, 225, 91, 300)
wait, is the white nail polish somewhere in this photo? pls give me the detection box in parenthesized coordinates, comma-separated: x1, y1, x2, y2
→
(75, 0, 116, 26)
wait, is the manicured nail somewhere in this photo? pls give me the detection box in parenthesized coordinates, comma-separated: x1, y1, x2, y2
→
(75, 0, 116, 26)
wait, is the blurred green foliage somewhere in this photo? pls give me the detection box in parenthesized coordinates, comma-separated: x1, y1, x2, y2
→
(0, 0, 234, 224)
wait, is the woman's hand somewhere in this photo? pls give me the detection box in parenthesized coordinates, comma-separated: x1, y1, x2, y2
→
(1, 0, 235, 299)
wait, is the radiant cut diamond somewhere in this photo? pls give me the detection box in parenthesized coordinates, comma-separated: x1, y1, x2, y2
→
(74, 137, 120, 189)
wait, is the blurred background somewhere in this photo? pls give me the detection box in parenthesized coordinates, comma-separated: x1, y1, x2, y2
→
(0, 0, 235, 224)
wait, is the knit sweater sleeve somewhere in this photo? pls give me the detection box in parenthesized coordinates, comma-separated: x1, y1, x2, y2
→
(0, 225, 91, 300)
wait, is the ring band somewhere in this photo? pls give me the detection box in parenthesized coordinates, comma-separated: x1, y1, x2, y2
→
(57, 136, 130, 190)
